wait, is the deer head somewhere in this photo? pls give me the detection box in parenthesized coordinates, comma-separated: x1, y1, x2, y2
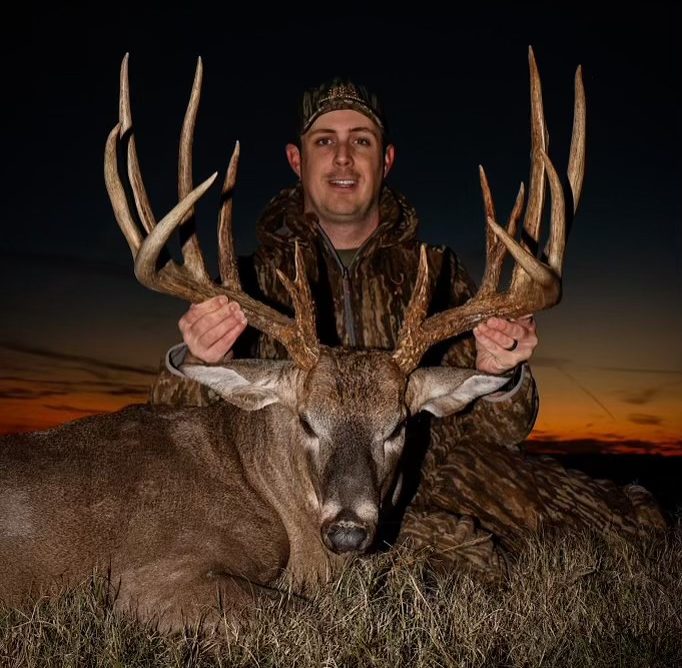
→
(105, 50, 585, 554)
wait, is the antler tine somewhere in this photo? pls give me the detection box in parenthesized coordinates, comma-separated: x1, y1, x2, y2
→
(568, 66, 586, 213)
(120, 53, 157, 236)
(274, 242, 320, 368)
(218, 140, 242, 291)
(105, 55, 321, 370)
(391, 246, 431, 371)
(392, 49, 582, 374)
(105, 122, 143, 257)
(478, 166, 500, 296)
(540, 151, 567, 276)
(477, 166, 525, 296)
(519, 46, 549, 255)
(177, 57, 210, 283)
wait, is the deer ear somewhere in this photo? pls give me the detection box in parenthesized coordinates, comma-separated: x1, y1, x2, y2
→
(179, 360, 300, 411)
(405, 367, 511, 417)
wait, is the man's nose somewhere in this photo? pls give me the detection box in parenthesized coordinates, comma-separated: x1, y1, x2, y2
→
(333, 142, 353, 166)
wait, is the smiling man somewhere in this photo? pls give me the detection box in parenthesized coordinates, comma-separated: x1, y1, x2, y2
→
(286, 107, 395, 247)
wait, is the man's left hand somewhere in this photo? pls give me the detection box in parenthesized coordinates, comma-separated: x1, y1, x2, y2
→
(473, 315, 537, 374)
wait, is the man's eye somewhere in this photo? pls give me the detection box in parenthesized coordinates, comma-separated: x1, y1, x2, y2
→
(355, 137, 371, 146)
(316, 137, 332, 146)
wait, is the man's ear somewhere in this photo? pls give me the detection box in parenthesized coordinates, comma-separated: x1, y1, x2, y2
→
(286, 143, 302, 178)
(383, 144, 395, 177)
(405, 367, 510, 417)
(179, 359, 301, 412)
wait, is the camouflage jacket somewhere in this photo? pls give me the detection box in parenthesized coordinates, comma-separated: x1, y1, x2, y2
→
(151, 183, 539, 510)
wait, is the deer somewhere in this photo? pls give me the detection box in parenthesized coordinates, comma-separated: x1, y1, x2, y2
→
(0, 49, 584, 632)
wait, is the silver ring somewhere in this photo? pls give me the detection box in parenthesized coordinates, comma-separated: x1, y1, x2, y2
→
(506, 339, 519, 352)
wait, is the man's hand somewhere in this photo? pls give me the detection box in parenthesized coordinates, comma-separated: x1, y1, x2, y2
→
(178, 296, 247, 363)
(473, 316, 537, 375)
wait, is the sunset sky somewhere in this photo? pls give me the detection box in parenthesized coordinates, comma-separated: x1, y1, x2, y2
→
(3, 8, 680, 464)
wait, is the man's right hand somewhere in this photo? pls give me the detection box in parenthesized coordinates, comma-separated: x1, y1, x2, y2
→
(178, 296, 248, 363)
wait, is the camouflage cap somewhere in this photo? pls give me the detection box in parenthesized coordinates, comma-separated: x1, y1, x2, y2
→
(298, 77, 387, 137)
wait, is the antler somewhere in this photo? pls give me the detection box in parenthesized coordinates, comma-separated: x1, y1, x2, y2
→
(104, 54, 320, 370)
(392, 46, 586, 374)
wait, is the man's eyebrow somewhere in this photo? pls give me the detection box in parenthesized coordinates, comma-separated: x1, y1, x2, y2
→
(350, 126, 380, 136)
(308, 126, 379, 135)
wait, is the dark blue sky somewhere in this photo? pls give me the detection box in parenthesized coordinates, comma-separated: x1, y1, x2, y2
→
(2, 7, 680, 462)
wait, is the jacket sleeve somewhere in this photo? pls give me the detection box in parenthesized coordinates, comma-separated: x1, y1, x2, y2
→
(149, 343, 216, 407)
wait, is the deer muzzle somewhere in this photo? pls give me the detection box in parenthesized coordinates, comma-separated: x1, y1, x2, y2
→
(321, 510, 373, 554)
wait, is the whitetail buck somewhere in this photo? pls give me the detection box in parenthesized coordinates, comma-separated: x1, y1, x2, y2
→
(0, 49, 584, 631)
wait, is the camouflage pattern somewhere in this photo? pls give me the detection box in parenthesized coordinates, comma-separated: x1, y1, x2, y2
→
(298, 78, 387, 138)
(151, 183, 666, 575)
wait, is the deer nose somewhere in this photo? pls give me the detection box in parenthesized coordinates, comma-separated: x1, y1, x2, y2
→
(324, 520, 368, 554)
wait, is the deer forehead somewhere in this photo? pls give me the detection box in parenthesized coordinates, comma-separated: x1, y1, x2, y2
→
(301, 350, 406, 418)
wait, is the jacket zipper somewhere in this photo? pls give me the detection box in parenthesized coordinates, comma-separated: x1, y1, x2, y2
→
(341, 267, 357, 346)
(316, 221, 385, 348)
(316, 226, 360, 347)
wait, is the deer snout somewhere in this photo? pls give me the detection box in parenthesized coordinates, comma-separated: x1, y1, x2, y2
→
(321, 509, 374, 554)
(323, 519, 369, 553)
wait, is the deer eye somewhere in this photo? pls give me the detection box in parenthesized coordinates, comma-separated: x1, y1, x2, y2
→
(299, 416, 316, 438)
(387, 419, 406, 441)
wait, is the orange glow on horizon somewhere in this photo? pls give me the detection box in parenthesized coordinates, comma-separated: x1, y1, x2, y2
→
(1, 388, 680, 457)
(0, 363, 679, 456)
(0, 393, 148, 435)
(529, 366, 682, 454)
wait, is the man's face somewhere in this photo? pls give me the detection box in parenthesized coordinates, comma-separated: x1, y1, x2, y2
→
(286, 109, 394, 228)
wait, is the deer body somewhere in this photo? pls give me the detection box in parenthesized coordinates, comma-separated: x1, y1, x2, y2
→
(0, 350, 508, 628)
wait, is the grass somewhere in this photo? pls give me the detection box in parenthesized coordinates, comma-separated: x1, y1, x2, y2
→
(1, 524, 681, 667)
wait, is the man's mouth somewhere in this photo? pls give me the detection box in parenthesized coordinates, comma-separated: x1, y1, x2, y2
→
(328, 178, 357, 189)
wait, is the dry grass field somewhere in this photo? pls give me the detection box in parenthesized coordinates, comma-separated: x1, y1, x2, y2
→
(2, 522, 680, 667)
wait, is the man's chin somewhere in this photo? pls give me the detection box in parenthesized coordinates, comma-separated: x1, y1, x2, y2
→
(322, 212, 365, 226)
(319, 205, 364, 224)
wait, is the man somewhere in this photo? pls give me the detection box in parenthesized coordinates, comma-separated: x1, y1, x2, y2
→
(153, 78, 664, 573)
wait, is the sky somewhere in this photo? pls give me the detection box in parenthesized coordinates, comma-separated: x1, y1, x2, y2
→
(2, 8, 680, 465)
